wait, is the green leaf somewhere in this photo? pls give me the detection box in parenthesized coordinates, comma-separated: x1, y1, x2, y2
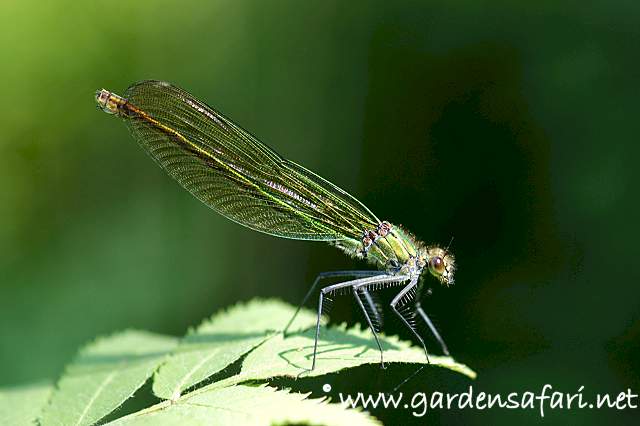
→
(204, 322, 476, 392)
(108, 384, 381, 426)
(0, 381, 52, 426)
(152, 299, 316, 400)
(39, 330, 177, 426)
(20, 299, 475, 426)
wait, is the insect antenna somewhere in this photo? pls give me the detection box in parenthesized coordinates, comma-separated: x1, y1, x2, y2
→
(443, 236, 454, 257)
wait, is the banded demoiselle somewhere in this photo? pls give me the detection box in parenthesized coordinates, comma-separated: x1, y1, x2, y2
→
(95, 81, 456, 370)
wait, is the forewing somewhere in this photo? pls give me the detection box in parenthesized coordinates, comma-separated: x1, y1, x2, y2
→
(120, 80, 379, 240)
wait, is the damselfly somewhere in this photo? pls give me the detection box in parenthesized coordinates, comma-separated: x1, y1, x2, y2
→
(95, 81, 456, 370)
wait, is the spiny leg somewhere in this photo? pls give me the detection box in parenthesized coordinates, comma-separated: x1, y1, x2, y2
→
(413, 284, 450, 356)
(390, 277, 430, 364)
(352, 287, 385, 368)
(311, 274, 407, 371)
(390, 288, 450, 392)
(416, 301, 450, 356)
(360, 287, 384, 332)
(284, 270, 385, 336)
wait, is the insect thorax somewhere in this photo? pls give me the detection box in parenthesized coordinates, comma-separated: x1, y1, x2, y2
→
(330, 221, 427, 277)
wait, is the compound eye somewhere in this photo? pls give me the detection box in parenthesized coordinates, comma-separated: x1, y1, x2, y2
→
(429, 256, 445, 275)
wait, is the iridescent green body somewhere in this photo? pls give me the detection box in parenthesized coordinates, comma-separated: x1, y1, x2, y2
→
(95, 81, 455, 285)
(333, 225, 419, 268)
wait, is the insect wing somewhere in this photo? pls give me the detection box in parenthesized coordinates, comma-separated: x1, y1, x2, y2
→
(121, 80, 379, 241)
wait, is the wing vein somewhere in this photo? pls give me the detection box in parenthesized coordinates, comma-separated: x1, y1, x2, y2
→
(120, 80, 379, 241)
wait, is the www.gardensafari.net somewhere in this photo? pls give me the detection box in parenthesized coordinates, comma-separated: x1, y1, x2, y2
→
(323, 383, 638, 418)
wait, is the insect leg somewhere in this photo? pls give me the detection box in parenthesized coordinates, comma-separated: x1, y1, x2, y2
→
(415, 301, 450, 356)
(390, 277, 430, 363)
(311, 274, 404, 370)
(359, 287, 384, 331)
(284, 270, 385, 336)
(352, 287, 385, 368)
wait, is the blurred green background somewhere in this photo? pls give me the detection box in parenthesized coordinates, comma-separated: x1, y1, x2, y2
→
(1, 0, 638, 424)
